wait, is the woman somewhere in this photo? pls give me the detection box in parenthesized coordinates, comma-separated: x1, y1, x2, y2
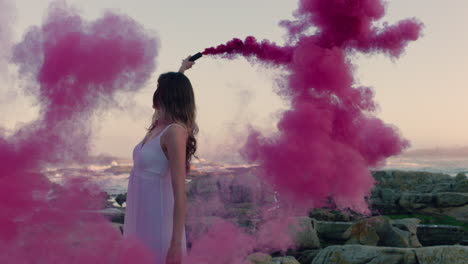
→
(123, 56, 197, 264)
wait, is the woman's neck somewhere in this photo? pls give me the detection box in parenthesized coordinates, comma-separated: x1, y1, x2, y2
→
(156, 111, 173, 127)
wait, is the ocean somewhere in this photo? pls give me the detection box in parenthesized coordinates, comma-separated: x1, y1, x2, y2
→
(42, 155, 468, 196)
(384, 155, 468, 176)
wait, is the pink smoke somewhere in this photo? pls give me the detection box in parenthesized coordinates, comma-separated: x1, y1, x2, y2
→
(203, 36, 294, 65)
(0, 3, 158, 263)
(0, 0, 424, 263)
(183, 2, 422, 260)
(203, 0, 422, 212)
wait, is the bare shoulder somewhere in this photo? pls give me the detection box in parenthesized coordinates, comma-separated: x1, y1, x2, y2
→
(163, 123, 188, 144)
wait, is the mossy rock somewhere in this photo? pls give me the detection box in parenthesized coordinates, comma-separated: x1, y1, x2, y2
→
(270, 256, 300, 264)
(372, 170, 451, 192)
(453, 179, 468, 192)
(386, 214, 468, 230)
(295, 249, 321, 264)
(246, 252, 272, 264)
(288, 217, 321, 249)
(415, 246, 468, 263)
(312, 245, 468, 264)
(455, 173, 467, 181)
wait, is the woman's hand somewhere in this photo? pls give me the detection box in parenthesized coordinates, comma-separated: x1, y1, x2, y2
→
(178, 56, 195, 73)
(166, 243, 183, 264)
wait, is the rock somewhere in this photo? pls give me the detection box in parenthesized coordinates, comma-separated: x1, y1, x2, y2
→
(270, 256, 300, 264)
(414, 246, 468, 264)
(370, 186, 381, 198)
(237, 218, 262, 232)
(435, 192, 468, 207)
(222, 203, 256, 218)
(228, 174, 261, 204)
(192, 174, 220, 198)
(399, 193, 434, 210)
(417, 225, 468, 246)
(437, 204, 468, 222)
(412, 181, 455, 193)
(419, 205, 468, 223)
(294, 249, 321, 264)
(288, 217, 320, 249)
(115, 193, 127, 207)
(321, 217, 421, 248)
(112, 222, 123, 234)
(391, 218, 422, 247)
(311, 245, 468, 264)
(413, 184, 435, 193)
(246, 252, 272, 264)
(372, 170, 451, 192)
(369, 170, 468, 216)
(383, 226, 411, 247)
(370, 197, 385, 208)
(101, 207, 125, 224)
(343, 216, 414, 247)
(309, 208, 361, 222)
(392, 218, 420, 234)
(229, 182, 253, 203)
(455, 173, 467, 181)
(372, 188, 402, 214)
(188, 170, 272, 205)
(309, 208, 344, 222)
(222, 203, 261, 231)
(186, 216, 225, 243)
(454, 179, 468, 192)
(311, 245, 417, 264)
(315, 221, 352, 244)
(433, 183, 455, 193)
(381, 188, 401, 204)
(343, 218, 380, 246)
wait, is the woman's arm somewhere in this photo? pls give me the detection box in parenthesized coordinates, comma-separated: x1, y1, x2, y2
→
(164, 125, 188, 250)
(178, 56, 195, 73)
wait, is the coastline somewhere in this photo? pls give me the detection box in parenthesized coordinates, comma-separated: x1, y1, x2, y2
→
(38, 159, 468, 263)
(42, 154, 468, 196)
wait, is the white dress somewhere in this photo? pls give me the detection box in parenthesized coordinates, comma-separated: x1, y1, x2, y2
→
(123, 124, 187, 263)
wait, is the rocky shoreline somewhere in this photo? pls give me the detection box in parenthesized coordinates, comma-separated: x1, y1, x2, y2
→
(103, 169, 468, 263)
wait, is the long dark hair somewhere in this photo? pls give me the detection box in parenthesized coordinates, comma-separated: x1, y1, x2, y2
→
(148, 72, 198, 171)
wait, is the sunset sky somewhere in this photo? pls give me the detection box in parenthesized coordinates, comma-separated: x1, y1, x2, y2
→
(2, 0, 467, 161)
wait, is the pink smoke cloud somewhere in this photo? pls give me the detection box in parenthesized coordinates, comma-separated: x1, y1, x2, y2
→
(0, 0, 424, 263)
(183, 2, 422, 260)
(203, 36, 294, 65)
(0, 2, 158, 263)
(203, 0, 421, 212)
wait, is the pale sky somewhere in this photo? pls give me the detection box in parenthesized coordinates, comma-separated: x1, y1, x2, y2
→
(1, 0, 467, 161)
